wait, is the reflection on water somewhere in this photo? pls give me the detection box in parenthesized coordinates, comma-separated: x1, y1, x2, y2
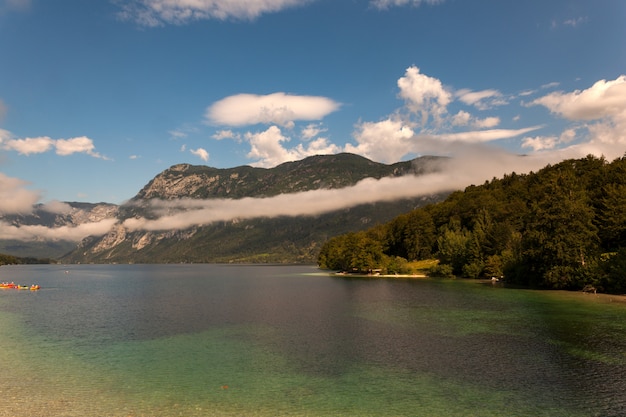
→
(0, 264, 625, 416)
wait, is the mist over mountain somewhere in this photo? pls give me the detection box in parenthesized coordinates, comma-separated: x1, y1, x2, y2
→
(0, 153, 448, 263)
(0, 202, 118, 259)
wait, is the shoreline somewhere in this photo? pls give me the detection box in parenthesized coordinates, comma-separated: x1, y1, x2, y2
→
(333, 271, 428, 279)
(332, 272, 626, 302)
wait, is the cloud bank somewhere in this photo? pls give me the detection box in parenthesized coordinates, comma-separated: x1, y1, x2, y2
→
(121, 145, 573, 233)
(0, 219, 117, 242)
(1, 136, 612, 241)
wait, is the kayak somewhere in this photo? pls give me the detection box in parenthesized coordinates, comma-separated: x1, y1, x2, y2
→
(0, 283, 40, 290)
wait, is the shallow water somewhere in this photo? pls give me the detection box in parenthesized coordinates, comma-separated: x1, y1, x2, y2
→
(1, 264, 625, 416)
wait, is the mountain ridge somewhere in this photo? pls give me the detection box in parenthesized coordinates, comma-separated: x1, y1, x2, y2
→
(0, 153, 447, 263)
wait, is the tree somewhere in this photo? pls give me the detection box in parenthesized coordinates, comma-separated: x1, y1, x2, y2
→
(408, 210, 436, 260)
(436, 220, 471, 275)
(596, 183, 626, 251)
(521, 166, 599, 289)
(317, 231, 386, 272)
(347, 232, 385, 272)
(595, 249, 626, 293)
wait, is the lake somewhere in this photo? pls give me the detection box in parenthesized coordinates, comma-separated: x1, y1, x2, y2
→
(0, 264, 625, 416)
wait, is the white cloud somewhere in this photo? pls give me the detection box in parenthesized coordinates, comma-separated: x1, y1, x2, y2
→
(371, 0, 445, 9)
(40, 200, 72, 214)
(397, 66, 451, 125)
(245, 126, 290, 166)
(301, 137, 342, 156)
(0, 172, 40, 214)
(473, 116, 500, 129)
(345, 124, 541, 163)
(563, 16, 588, 27)
(346, 118, 415, 163)
(190, 147, 209, 162)
(168, 130, 188, 139)
(521, 135, 559, 152)
(451, 111, 500, 129)
(456, 89, 498, 105)
(206, 95, 339, 167)
(55, 136, 105, 159)
(301, 123, 326, 140)
(0, 128, 10, 142)
(451, 110, 471, 126)
(456, 88, 505, 110)
(118, 0, 310, 26)
(531, 76, 626, 121)
(212, 129, 242, 141)
(1, 134, 107, 159)
(169, 124, 199, 140)
(541, 82, 560, 90)
(435, 126, 542, 144)
(2, 136, 54, 155)
(206, 68, 539, 167)
(244, 125, 340, 167)
(345, 67, 544, 163)
(206, 92, 340, 127)
(531, 75, 626, 159)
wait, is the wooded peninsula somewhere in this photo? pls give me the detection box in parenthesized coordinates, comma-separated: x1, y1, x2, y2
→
(318, 155, 626, 294)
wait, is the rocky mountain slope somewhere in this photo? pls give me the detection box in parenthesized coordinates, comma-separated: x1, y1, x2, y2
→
(0, 202, 118, 259)
(4, 153, 448, 263)
(133, 153, 436, 200)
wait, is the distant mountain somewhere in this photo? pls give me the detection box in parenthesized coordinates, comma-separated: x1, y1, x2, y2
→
(0, 202, 118, 259)
(58, 153, 447, 264)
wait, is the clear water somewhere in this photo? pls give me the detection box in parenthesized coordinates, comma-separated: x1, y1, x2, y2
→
(1, 264, 625, 416)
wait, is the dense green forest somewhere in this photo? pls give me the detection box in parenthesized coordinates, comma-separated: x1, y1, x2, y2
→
(0, 253, 55, 266)
(318, 155, 626, 294)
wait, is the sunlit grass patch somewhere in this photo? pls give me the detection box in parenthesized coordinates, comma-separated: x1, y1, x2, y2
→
(407, 259, 439, 274)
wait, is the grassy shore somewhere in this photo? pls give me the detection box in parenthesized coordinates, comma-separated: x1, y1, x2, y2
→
(334, 259, 437, 278)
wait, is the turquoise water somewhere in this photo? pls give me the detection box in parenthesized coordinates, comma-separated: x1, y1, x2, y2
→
(1, 264, 625, 416)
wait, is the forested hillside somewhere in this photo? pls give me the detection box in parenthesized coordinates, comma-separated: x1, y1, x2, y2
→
(0, 253, 55, 266)
(318, 155, 626, 293)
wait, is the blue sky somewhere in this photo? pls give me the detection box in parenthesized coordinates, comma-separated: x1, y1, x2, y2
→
(1, 0, 625, 210)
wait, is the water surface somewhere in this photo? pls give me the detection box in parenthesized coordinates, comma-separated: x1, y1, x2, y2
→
(1, 264, 625, 416)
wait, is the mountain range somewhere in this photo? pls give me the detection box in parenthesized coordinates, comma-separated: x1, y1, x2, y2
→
(0, 153, 447, 264)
